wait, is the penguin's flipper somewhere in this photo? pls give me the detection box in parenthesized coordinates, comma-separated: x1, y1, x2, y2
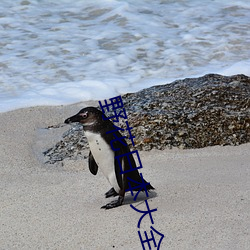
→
(101, 196, 124, 209)
(88, 151, 98, 175)
(105, 187, 118, 198)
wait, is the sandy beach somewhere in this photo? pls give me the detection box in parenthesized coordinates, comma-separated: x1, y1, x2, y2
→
(0, 102, 249, 250)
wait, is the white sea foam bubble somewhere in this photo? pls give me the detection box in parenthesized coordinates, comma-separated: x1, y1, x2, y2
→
(0, 0, 249, 112)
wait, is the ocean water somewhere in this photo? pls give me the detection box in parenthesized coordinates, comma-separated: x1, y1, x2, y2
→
(0, 0, 250, 112)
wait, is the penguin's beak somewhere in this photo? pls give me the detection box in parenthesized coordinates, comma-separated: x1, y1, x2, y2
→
(64, 114, 81, 124)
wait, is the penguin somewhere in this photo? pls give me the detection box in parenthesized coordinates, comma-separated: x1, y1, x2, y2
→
(64, 107, 154, 209)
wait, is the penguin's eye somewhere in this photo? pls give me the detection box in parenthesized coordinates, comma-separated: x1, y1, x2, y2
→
(79, 112, 88, 119)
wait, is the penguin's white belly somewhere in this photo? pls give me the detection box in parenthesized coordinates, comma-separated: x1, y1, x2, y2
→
(85, 131, 120, 193)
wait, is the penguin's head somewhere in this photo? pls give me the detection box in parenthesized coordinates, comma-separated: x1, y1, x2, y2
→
(64, 107, 104, 128)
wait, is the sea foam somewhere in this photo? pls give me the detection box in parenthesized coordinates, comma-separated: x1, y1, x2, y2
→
(0, 0, 249, 112)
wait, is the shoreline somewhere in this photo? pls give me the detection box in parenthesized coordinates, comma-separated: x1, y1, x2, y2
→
(0, 103, 249, 249)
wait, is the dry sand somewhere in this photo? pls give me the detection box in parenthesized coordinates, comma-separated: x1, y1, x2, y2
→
(0, 102, 249, 250)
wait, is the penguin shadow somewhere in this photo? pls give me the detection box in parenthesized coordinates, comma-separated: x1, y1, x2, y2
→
(122, 189, 157, 207)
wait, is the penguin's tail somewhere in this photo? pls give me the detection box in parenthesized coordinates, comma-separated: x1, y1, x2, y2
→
(129, 178, 154, 191)
(146, 182, 155, 191)
(143, 179, 155, 191)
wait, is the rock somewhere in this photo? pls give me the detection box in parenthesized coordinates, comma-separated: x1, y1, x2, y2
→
(43, 74, 250, 163)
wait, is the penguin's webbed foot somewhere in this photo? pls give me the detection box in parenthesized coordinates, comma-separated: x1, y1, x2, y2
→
(101, 196, 124, 209)
(105, 187, 118, 198)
